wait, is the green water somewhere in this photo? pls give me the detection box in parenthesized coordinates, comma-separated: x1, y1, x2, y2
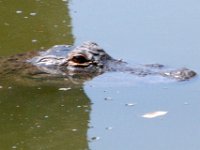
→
(1, 0, 200, 150)
(0, 0, 89, 150)
(0, 85, 90, 150)
(0, 0, 73, 56)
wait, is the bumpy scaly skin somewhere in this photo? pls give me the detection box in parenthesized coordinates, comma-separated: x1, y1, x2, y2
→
(160, 68, 197, 81)
(0, 41, 197, 81)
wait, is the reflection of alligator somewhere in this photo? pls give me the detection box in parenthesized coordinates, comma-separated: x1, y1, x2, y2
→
(0, 41, 197, 81)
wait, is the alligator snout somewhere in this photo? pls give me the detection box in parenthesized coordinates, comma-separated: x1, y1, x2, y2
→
(160, 68, 197, 81)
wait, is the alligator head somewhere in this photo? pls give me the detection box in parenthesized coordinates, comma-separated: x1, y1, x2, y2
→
(29, 41, 197, 81)
(29, 41, 121, 78)
(59, 42, 116, 74)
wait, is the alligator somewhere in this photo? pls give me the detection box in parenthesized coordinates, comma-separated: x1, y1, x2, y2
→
(0, 41, 197, 82)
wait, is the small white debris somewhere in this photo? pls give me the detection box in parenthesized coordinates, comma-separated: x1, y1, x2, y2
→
(12, 145, 17, 149)
(58, 87, 71, 91)
(8, 86, 12, 89)
(142, 111, 168, 119)
(32, 39, 37, 43)
(72, 129, 77, 132)
(16, 10, 23, 14)
(184, 102, 189, 105)
(60, 104, 65, 107)
(16, 105, 20, 108)
(30, 12, 37, 16)
(24, 16, 29, 19)
(54, 45, 59, 48)
(44, 115, 48, 119)
(125, 103, 136, 107)
(0, 85, 3, 89)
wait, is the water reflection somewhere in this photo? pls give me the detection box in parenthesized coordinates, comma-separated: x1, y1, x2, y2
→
(1, 0, 200, 149)
(70, 0, 200, 150)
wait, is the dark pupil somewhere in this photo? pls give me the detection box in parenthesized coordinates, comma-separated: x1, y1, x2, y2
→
(72, 55, 88, 63)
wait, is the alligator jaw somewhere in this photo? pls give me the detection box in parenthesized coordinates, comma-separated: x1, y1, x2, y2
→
(160, 68, 197, 81)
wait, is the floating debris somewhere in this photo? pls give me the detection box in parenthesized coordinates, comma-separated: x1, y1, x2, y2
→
(16, 10, 22, 14)
(30, 12, 37, 16)
(44, 115, 48, 119)
(125, 103, 136, 107)
(8, 86, 12, 89)
(91, 136, 100, 141)
(142, 111, 168, 119)
(58, 87, 71, 91)
(71, 129, 77, 132)
(12, 145, 17, 149)
(32, 39, 37, 43)
(0, 85, 3, 89)
(105, 127, 113, 130)
(104, 97, 112, 101)
(24, 16, 29, 19)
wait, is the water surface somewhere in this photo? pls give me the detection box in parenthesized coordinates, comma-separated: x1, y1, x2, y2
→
(0, 0, 200, 150)
(70, 0, 200, 150)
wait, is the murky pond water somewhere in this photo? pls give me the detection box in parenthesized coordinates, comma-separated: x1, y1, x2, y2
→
(0, 0, 200, 150)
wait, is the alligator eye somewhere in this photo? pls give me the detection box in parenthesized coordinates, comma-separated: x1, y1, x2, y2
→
(71, 55, 89, 64)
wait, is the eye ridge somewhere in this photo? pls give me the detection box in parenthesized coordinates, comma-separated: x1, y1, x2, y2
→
(71, 55, 89, 63)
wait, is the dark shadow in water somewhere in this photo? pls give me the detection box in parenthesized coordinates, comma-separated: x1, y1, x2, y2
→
(0, 1, 90, 150)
